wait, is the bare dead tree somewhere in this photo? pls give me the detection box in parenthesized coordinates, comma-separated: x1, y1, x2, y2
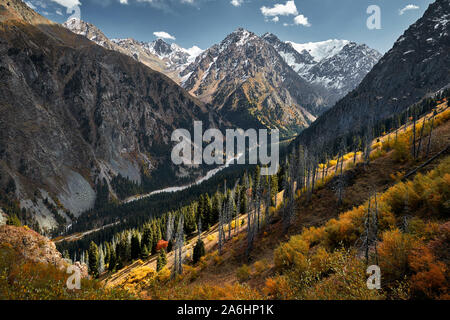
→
(265, 174, 271, 226)
(353, 136, 361, 165)
(218, 201, 225, 255)
(255, 173, 262, 233)
(373, 193, 379, 265)
(310, 156, 317, 194)
(296, 146, 305, 193)
(359, 194, 376, 265)
(322, 154, 327, 183)
(363, 128, 373, 166)
(395, 115, 400, 144)
(412, 110, 417, 158)
(416, 117, 426, 158)
(173, 214, 184, 276)
(166, 212, 175, 242)
(426, 115, 435, 157)
(235, 183, 241, 235)
(334, 152, 340, 174)
(246, 201, 256, 260)
(282, 156, 296, 232)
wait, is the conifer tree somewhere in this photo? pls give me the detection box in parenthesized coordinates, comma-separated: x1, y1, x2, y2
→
(157, 249, 167, 272)
(193, 239, 205, 264)
(88, 241, 99, 277)
(131, 232, 141, 260)
(141, 224, 153, 256)
(426, 114, 435, 157)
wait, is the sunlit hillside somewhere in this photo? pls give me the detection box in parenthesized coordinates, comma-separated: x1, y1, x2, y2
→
(98, 100, 449, 300)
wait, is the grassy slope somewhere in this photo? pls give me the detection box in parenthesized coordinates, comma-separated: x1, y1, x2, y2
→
(107, 102, 449, 300)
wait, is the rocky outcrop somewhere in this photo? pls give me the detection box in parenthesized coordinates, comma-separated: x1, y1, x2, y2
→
(0, 225, 87, 277)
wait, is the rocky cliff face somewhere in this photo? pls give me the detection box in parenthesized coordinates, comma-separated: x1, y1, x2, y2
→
(180, 28, 328, 136)
(263, 33, 382, 106)
(297, 0, 450, 149)
(0, 0, 221, 231)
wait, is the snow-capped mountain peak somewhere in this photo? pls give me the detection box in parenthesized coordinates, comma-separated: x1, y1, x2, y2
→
(287, 39, 350, 62)
(263, 33, 381, 104)
(144, 39, 203, 71)
(63, 19, 202, 80)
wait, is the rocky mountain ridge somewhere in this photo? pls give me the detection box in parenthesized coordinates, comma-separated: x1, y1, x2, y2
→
(297, 0, 450, 149)
(63, 19, 202, 83)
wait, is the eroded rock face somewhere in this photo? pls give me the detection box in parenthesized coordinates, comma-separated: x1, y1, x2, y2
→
(0, 225, 89, 278)
(0, 225, 65, 269)
(0, 0, 221, 229)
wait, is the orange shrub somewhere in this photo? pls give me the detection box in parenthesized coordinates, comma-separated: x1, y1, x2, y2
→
(392, 134, 412, 163)
(378, 229, 418, 283)
(323, 205, 366, 249)
(274, 236, 309, 269)
(236, 264, 251, 282)
(408, 246, 448, 299)
(263, 276, 295, 300)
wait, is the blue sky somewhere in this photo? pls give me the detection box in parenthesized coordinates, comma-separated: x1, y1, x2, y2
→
(25, 0, 434, 53)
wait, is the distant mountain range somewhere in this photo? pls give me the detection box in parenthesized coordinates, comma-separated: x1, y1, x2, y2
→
(63, 20, 381, 136)
(63, 19, 203, 83)
(263, 34, 382, 103)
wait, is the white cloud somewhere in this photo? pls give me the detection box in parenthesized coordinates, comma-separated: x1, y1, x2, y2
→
(272, 16, 279, 23)
(260, 1, 298, 17)
(153, 31, 176, 40)
(399, 4, 419, 15)
(230, 0, 243, 7)
(50, 0, 81, 8)
(293, 14, 310, 27)
(119, 0, 128, 4)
